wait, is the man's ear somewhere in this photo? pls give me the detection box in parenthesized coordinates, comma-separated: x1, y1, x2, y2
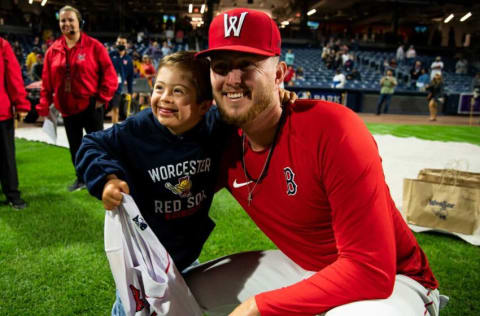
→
(275, 61, 288, 86)
(198, 100, 213, 115)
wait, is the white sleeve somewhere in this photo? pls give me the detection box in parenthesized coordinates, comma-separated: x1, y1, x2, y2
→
(104, 194, 203, 316)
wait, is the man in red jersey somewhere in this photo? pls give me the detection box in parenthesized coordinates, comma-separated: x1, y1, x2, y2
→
(184, 8, 448, 316)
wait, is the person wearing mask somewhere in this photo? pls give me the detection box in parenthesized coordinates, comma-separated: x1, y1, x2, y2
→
(0, 37, 30, 209)
(109, 35, 134, 123)
(36, 5, 117, 191)
(425, 73, 444, 121)
(376, 69, 397, 115)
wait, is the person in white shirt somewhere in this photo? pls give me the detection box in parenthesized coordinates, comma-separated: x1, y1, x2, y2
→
(396, 44, 405, 63)
(405, 45, 416, 66)
(332, 69, 346, 88)
(430, 56, 444, 80)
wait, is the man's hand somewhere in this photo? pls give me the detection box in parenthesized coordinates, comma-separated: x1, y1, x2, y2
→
(229, 297, 260, 316)
(279, 88, 297, 105)
(102, 175, 130, 210)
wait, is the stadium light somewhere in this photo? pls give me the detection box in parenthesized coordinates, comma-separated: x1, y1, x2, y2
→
(307, 9, 316, 16)
(460, 12, 472, 22)
(29, 0, 33, 4)
(443, 14, 454, 23)
(188, 3, 193, 14)
(201, 4, 205, 14)
(41, 0, 47, 5)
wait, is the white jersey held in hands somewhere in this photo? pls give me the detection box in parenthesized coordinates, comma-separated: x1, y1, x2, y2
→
(104, 194, 203, 316)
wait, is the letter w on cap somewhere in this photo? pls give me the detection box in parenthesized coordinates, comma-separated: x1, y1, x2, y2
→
(224, 12, 248, 37)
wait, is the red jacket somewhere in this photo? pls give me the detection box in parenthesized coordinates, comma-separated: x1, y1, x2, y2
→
(0, 37, 30, 121)
(37, 33, 117, 117)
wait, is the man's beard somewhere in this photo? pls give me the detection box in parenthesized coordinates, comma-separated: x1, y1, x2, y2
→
(215, 88, 275, 126)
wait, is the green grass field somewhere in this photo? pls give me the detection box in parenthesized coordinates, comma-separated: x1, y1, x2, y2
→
(1, 124, 479, 315)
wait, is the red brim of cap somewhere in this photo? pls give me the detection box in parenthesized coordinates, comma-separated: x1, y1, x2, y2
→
(195, 45, 278, 58)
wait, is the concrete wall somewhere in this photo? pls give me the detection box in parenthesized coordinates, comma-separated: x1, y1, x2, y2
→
(362, 93, 433, 115)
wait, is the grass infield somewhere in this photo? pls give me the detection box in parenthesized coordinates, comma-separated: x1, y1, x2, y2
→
(1, 124, 479, 315)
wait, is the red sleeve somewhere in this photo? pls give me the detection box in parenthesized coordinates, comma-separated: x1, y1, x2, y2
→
(37, 47, 53, 116)
(2, 39, 29, 112)
(256, 110, 396, 315)
(95, 42, 118, 104)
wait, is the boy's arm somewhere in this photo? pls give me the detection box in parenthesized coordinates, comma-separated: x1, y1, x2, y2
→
(75, 127, 128, 200)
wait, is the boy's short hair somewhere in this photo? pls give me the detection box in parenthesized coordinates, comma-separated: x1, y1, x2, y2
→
(157, 51, 212, 104)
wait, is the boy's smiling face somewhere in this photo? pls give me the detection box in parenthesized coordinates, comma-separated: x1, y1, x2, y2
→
(151, 66, 210, 135)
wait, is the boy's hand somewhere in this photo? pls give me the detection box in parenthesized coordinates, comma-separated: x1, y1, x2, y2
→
(279, 88, 297, 105)
(229, 297, 260, 316)
(102, 175, 130, 210)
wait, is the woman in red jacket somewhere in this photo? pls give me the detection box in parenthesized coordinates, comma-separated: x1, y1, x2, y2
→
(37, 5, 117, 191)
(0, 37, 30, 209)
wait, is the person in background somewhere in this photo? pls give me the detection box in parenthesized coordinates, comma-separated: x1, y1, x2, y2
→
(140, 54, 156, 88)
(161, 40, 172, 58)
(376, 69, 397, 115)
(346, 68, 361, 81)
(186, 8, 444, 316)
(0, 36, 31, 210)
(455, 57, 468, 75)
(416, 68, 430, 91)
(405, 45, 416, 66)
(430, 56, 443, 80)
(109, 34, 134, 123)
(284, 49, 295, 66)
(131, 51, 142, 76)
(410, 60, 423, 89)
(332, 68, 346, 88)
(283, 65, 295, 86)
(138, 54, 156, 110)
(425, 73, 444, 121)
(472, 72, 480, 123)
(295, 66, 304, 80)
(396, 44, 405, 64)
(11, 40, 24, 64)
(25, 47, 40, 74)
(36, 5, 117, 192)
(30, 52, 44, 81)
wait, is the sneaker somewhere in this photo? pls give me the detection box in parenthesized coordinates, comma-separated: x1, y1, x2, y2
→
(8, 197, 27, 210)
(68, 179, 86, 192)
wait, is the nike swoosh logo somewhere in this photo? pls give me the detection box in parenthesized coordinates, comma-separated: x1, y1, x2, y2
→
(233, 179, 253, 188)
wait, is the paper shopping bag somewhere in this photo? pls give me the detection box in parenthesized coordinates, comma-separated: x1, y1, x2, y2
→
(403, 178, 480, 235)
(417, 168, 480, 189)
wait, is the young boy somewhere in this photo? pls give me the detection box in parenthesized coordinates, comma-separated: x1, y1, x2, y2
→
(75, 50, 230, 314)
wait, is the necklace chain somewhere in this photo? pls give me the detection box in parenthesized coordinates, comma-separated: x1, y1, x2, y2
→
(242, 134, 274, 205)
(241, 107, 285, 205)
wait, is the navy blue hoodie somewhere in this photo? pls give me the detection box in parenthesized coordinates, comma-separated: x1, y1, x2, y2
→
(76, 107, 230, 271)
